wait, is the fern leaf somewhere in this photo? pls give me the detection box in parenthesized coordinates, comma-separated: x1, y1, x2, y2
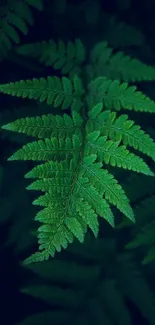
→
(24, 251, 50, 264)
(16, 39, 86, 77)
(87, 41, 155, 82)
(30, 176, 99, 237)
(78, 155, 134, 221)
(7, 134, 81, 161)
(85, 131, 153, 176)
(12, 136, 116, 261)
(24, 152, 118, 260)
(25, 160, 73, 179)
(3, 111, 138, 260)
(72, 198, 99, 237)
(27, 177, 73, 192)
(88, 103, 155, 161)
(28, 155, 133, 223)
(2, 111, 83, 139)
(0, 76, 84, 111)
(2, 42, 155, 262)
(87, 77, 155, 113)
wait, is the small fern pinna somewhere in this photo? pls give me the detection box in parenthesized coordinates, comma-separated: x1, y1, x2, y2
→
(1, 39, 155, 263)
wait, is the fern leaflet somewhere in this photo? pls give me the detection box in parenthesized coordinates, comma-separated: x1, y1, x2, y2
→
(87, 41, 155, 82)
(16, 39, 86, 77)
(87, 77, 155, 112)
(0, 76, 84, 111)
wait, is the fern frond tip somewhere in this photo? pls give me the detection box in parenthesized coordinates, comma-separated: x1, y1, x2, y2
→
(24, 171, 32, 179)
(7, 154, 17, 161)
(23, 251, 50, 264)
(1, 123, 12, 131)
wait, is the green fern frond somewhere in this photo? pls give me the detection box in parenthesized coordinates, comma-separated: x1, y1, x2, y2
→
(7, 125, 135, 260)
(8, 134, 81, 161)
(1, 39, 155, 262)
(87, 77, 155, 112)
(85, 131, 153, 176)
(87, 42, 155, 82)
(25, 160, 71, 179)
(78, 156, 132, 214)
(16, 39, 86, 77)
(88, 103, 155, 161)
(29, 155, 133, 222)
(6, 129, 116, 261)
(2, 111, 83, 139)
(105, 51, 155, 82)
(0, 0, 43, 58)
(0, 76, 84, 111)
